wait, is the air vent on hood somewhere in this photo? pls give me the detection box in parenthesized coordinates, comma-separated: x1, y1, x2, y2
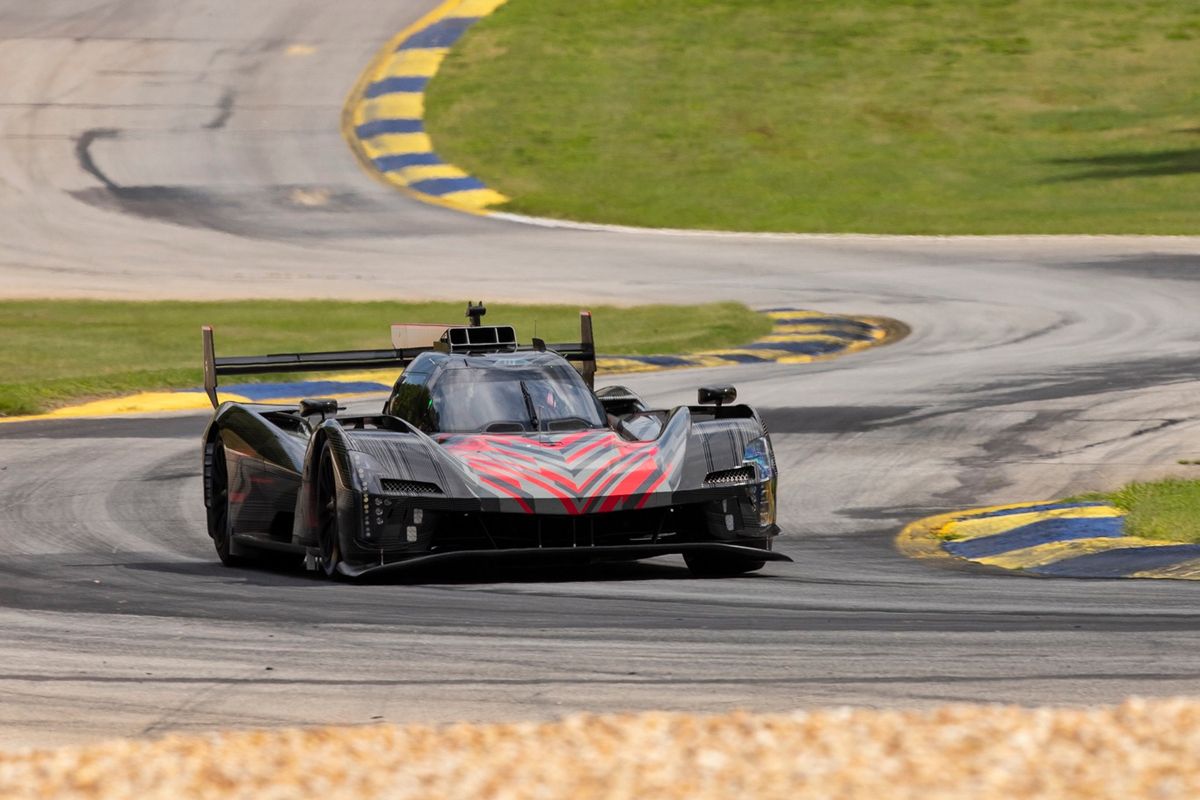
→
(704, 466, 755, 485)
(381, 478, 443, 495)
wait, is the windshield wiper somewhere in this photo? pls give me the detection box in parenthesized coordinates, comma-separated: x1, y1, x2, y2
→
(518, 380, 539, 431)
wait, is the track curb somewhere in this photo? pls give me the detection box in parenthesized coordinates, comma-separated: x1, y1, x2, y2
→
(341, 0, 510, 213)
(898, 500, 1200, 580)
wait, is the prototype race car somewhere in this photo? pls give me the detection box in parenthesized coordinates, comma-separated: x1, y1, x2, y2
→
(200, 304, 788, 578)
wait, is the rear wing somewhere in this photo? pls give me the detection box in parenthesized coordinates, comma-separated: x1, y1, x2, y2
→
(201, 327, 430, 408)
(576, 310, 597, 389)
(201, 308, 597, 408)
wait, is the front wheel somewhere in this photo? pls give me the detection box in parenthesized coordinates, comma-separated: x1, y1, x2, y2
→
(316, 448, 344, 579)
(205, 438, 243, 567)
(684, 551, 766, 578)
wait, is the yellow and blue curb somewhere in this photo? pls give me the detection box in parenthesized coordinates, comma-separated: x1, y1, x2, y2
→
(343, 0, 510, 212)
(898, 500, 1200, 580)
(597, 309, 893, 373)
(0, 309, 898, 423)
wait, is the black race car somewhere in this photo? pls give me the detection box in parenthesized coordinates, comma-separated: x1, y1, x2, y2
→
(200, 304, 787, 578)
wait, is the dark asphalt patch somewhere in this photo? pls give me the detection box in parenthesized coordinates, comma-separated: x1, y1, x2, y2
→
(760, 406, 920, 434)
(0, 415, 207, 440)
(1059, 253, 1200, 282)
(70, 185, 398, 240)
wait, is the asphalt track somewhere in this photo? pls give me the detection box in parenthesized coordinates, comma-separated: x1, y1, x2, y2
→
(3, 0, 1200, 750)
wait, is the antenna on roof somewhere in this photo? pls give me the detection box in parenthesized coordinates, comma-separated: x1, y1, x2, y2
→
(466, 301, 486, 327)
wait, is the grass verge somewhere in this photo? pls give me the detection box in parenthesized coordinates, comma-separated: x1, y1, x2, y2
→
(427, 0, 1200, 233)
(1089, 478, 1200, 544)
(0, 300, 770, 416)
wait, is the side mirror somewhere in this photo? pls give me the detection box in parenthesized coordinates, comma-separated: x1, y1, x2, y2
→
(697, 385, 737, 407)
(299, 398, 339, 419)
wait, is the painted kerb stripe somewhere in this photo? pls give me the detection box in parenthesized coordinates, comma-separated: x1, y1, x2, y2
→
(342, 0, 510, 213)
(898, 500, 1200, 580)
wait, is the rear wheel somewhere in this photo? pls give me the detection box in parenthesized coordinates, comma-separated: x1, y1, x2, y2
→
(205, 438, 243, 567)
(316, 449, 344, 579)
(684, 551, 766, 577)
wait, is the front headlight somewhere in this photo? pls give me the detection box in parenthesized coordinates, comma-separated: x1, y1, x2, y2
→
(742, 436, 777, 527)
(742, 436, 775, 482)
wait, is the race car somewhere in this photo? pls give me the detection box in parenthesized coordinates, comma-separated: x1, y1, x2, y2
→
(200, 303, 788, 578)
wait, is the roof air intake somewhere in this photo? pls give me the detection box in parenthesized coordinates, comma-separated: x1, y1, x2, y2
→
(445, 325, 518, 353)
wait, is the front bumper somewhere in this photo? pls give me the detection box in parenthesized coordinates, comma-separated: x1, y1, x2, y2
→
(345, 488, 779, 567)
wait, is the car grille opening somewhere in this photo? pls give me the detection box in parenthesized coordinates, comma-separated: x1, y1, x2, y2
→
(380, 478, 443, 495)
(427, 506, 709, 553)
(704, 466, 754, 485)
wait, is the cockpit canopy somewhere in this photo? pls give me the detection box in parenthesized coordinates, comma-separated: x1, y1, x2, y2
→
(385, 353, 606, 434)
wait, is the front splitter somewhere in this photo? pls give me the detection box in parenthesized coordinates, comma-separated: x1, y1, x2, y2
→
(337, 542, 792, 579)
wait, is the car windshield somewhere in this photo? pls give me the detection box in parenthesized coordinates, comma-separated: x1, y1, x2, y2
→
(430, 363, 605, 433)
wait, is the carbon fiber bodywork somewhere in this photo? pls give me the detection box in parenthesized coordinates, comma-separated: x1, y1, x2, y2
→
(201, 353, 787, 578)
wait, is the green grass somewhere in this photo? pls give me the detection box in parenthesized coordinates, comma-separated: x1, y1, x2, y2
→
(1090, 478, 1200, 543)
(0, 300, 770, 416)
(426, 0, 1200, 233)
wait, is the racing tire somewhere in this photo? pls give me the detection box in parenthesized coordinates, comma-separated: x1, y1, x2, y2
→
(205, 438, 244, 567)
(683, 551, 766, 578)
(316, 448, 345, 579)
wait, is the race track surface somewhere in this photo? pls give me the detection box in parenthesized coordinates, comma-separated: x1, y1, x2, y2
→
(3, 1, 1200, 749)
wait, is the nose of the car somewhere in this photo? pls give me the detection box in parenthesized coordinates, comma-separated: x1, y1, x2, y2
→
(440, 429, 670, 513)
